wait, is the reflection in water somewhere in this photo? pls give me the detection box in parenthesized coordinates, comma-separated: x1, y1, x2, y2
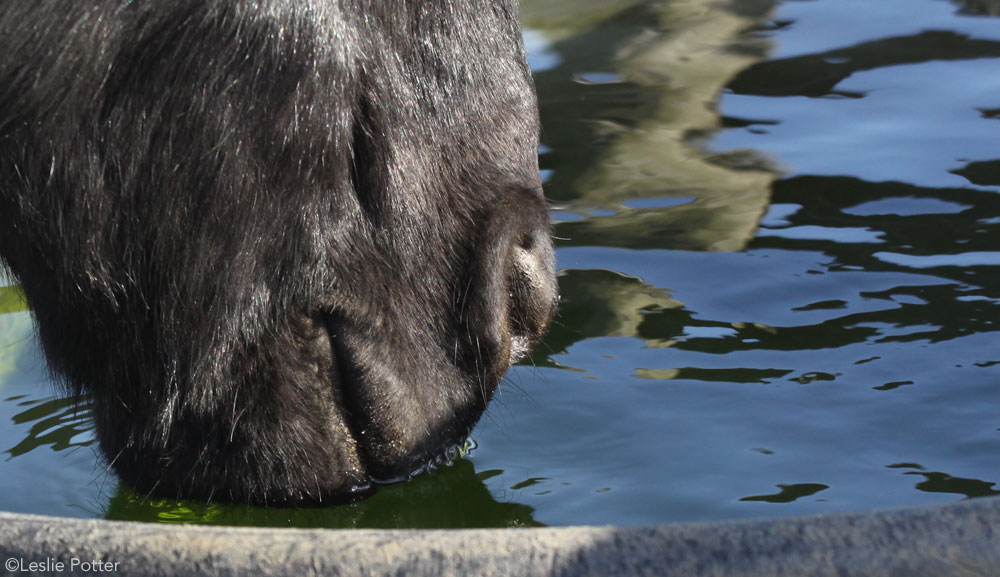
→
(0, 286, 27, 316)
(873, 381, 914, 391)
(635, 367, 793, 384)
(522, 0, 778, 252)
(104, 458, 540, 529)
(760, 176, 1000, 298)
(740, 483, 829, 503)
(890, 463, 1000, 498)
(530, 269, 683, 366)
(5, 396, 94, 458)
(953, 0, 1000, 16)
(952, 160, 1000, 186)
(909, 473, 1000, 499)
(728, 31, 1000, 98)
(514, 0, 1000, 525)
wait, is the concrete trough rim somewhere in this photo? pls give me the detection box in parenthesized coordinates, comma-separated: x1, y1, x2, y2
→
(2, 496, 999, 576)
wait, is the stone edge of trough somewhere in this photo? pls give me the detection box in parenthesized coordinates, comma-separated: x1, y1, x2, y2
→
(1, 496, 999, 576)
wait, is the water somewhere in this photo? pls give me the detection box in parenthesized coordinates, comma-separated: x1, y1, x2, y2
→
(3, 0, 1000, 527)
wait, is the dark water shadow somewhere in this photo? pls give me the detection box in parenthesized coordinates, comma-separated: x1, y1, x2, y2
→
(4, 395, 94, 459)
(728, 30, 1000, 98)
(889, 463, 1000, 498)
(103, 457, 541, 529)
(951, 159, 1000, 186)
(740, 483, 830, 503)
(952, 0, 1000, 16)
(910, 472, 1000, 498)
(756, 175, 1000, 291)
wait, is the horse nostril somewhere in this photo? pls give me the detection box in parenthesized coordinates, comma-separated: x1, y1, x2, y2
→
(463, 187, 558, 371)
(518, 232, 536, 252)
(507, 228, 557, 359)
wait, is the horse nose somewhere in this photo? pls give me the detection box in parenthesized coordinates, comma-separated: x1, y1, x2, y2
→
(506, 209, 558, 359)
(467, 187, 558, 369)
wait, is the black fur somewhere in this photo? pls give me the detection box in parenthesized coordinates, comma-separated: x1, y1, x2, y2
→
(0, 0, 556, 504)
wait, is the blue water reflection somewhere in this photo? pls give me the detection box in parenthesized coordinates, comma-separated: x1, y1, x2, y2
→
(479, 0, 1000, 526)
(718, 59, 1000, 189)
